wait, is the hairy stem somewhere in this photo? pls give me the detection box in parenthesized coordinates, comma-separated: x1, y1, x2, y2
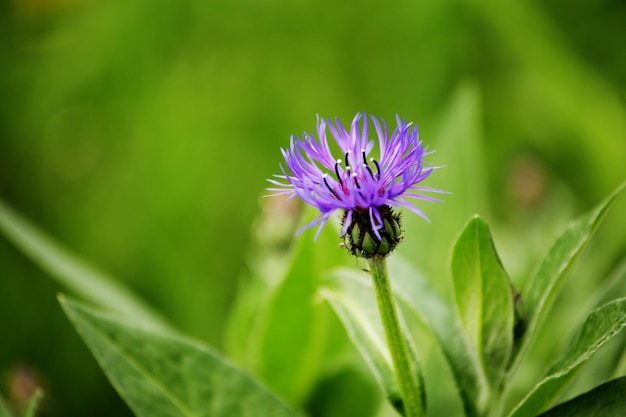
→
(368, 256, 424, 417)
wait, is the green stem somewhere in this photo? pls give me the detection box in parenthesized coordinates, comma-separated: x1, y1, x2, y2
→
(368, 256, 424, 417)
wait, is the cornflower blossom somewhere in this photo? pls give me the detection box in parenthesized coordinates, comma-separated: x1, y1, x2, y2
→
(267, 113, 446, 255)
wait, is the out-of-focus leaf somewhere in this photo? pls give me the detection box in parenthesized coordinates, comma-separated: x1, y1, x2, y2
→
(21, 390, 43, 417)
(0, 200, 169, 333)
(515, 183, 625, 367)
(386, 256, 489, 417)
(398, 82, 489, 296)
(224, 196, 304, 365)
(256, 236, 326, 403)
(223, 238, 296, 368)
(451, 216, 514, 387)
(227, 199, 353, 403)
(467, 0, 626, 196)
(321, 268, 423, 415)
(305, 368, 381, 417)
(509, 298, 626, 417)
(538, 376, 626, 417)
(59, 295, 303, 417)
(0, 394, 14, 417)
(226, 203, 349, 405)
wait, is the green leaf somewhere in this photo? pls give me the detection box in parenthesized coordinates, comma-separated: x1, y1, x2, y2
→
(321, 268, 422, 414)
(21, 390, 43, 417)
(509, 298, 626, 417)
(515, 183, 625, 367)
(59, 295, 303, 417)
(0, 199, 169, 333)
(0, 394, 14, 417)
(386, 256, 489, 417)
(538, 376, 626, 417)
(451, 216, 514, 387)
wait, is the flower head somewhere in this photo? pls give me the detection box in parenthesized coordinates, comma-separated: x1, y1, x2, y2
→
(267, 113, 447, 255)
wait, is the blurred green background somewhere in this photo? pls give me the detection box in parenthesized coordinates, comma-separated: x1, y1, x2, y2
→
(1, 0, 625, 415)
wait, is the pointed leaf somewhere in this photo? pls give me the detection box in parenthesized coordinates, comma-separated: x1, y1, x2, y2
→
(515, 182, 625, 367)
(0, 199, 168, 332)
(451, 216, 514, 386)
(321, 268, 423, 414)
(509, 298, 626, 417)
(59, 295, 303, 417)
(538, 376, 626, 417)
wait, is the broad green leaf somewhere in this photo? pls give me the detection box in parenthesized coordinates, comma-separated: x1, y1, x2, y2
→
(59, 295, 303, 417)
(0, 395, 14, 417)
(451, 216, 514, 387)
(509, 298, 626, 417)
(538, 376, 626, 417)
(514, 183, 625, 368)
(386, 256, 489, 417)
(320, 268, 423, 415)
(0, 199, 168, 332)
(21, 390, 43, 417)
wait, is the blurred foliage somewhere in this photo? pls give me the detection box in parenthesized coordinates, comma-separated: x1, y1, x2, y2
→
(1, 0, 625, 415)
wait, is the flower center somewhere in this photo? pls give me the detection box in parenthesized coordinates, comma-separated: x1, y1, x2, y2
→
(323, 149, 382, 200)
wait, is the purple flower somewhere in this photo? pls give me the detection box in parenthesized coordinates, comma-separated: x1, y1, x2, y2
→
(267, 113, 447, 242)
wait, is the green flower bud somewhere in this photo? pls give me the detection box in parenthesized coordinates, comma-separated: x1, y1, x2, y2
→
(342, 206, 402, 258)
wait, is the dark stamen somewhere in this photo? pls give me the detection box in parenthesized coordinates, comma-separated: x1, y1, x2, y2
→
(344, 151, 351, 168)
(362, 150, 367, 164)
(323, 175, 340, 199)
(334, 160, 343, 187)
(365, 164, 375, 179)
(371, 158, 381, 180)
(352, 173, 361, 189)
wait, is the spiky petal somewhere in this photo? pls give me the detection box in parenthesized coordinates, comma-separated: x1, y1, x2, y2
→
(267, 113, 447, 244)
